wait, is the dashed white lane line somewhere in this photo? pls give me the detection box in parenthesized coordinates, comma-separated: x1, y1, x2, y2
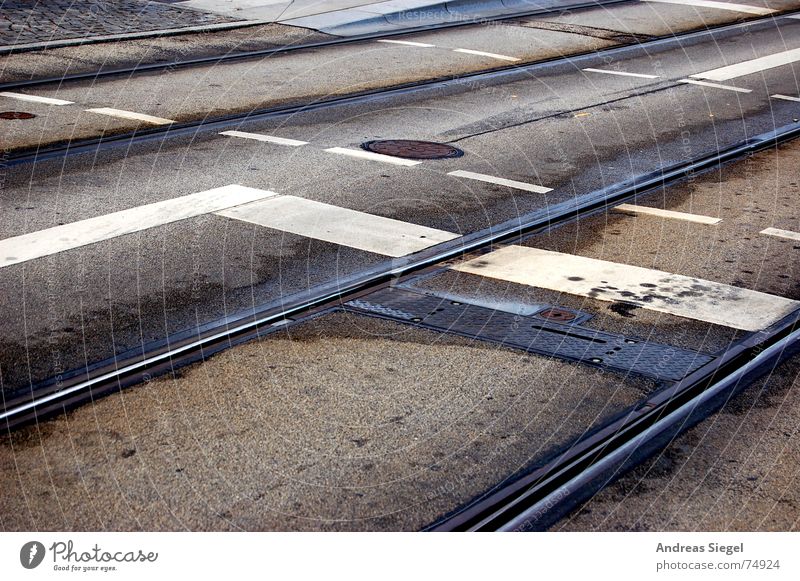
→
(761, 227, 800, 241)
(613, 204, 722, 224)
(85, 107, 175, 125)
(0, 185, 276, 269)
(216, 195, 458, 257)
(377, 39, 435, 47)
(641, 0, 776, 16)
(677, 79, 752, 93)
(451, 245, 799, 331)
(690, 47, 800, 81)
(452, 48, 520, 62)
(771, 94, 800, 102)
(0, 92, 74, 105)
(324, 147, 421, 166)
(448, 170, 552, 194)
(220, 130, 308, 146)
(583, 68, 660, 79)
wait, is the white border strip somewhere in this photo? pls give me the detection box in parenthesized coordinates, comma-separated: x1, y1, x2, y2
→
(216, 195, 458, 257)
(0, 185, 277, 269)
(0, 92, 74, 105)
(583, 68, 659, 79)
(85, 107, 175, 125)
(448, 170, 552, 194)
(453, 48, 520, 62)
(690, 47, 800, 81)
(613, 204, 721, 224)
(677, 79, 752, 93)
(642, 0, 775, 16)
(324, 147, 421, 166)
(452, 245, 798, 331)
(772, 94, 800, 102)
(377, 39, 435, 47)
(220, 130, 308, 146)
(761, 227, 800, 241)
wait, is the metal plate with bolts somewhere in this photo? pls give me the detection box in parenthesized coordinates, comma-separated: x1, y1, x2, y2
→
(361, 140, 464, 160)
(345, 287, 715, 382)
(0, 111, 35, 120)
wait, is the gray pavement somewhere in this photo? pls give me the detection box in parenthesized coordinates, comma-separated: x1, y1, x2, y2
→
(4, 0, 800, 154)
(2, 93, 798, 532)
(2, 13, 800, 394)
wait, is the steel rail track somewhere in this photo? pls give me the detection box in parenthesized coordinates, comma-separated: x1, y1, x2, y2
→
(0, 1, 631, 86)
(3, 120, 800, 438)
(4, 9, 797, 167)
(428, 312, 800, 531)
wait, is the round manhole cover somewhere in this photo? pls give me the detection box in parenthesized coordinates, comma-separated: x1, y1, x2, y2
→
(0, 111, 36, 120)
(537, 308, 577, 323)
(361, 140, 463, 160)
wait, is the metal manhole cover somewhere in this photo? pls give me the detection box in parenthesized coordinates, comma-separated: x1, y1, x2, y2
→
(0, 111, 36, 120)
(362, 140, 464, 160)
(537, 308, 577, 323)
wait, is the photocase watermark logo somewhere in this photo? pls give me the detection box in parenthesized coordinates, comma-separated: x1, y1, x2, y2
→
(15, 539, 158, 573)
(20, 541, 46, 569)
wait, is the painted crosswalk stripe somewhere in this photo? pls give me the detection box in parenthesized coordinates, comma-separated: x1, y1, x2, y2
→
(451, 246, 799, 331)
(760, 227, 800, 241)
(85, 107, 175, 125)
(677, 79, 751, 93)
(448, 170, 552, 194)
(772, 94, 800, 102)
(0, 185, 277, 269)
(613, 204, 721, 224)
(690, 47, 800, 82)
(377, 39, 435, 47)
(452, 48, 520, 62)
(0, 92, 74, 105)
(220, 130, 308, 146)
(215, 195, 458, 257)
(642, 0, 775, 16)
(583, 68, 659, 79)
(324, 147, 421, 166)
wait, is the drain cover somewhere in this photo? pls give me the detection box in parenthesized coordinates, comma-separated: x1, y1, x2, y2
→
(362, 140, 463, 160)
(345, 288, 715, 382)
(0, 111, 36, 120)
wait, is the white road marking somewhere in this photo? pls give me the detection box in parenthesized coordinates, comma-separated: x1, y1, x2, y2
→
(448, 170, 552, 194)
(85, 107, 175, 125)
(451, 245, 799, 331)
(377, 39, 436, 47)
(690, 47, 800, 81)
(582, 68, 659, 79)
(0, 185, 277, 269)
(220, 130, 308, 146)
(761, 227, 800, 241)
(452, 48, 520, 62)
(216, 195, 458, 257)
(324, 147, 421, 166)
(677, 79, 752, 93)
(642, 0, 775, 16)
(0, 92, 74, 105)
(771, 94, 800, 102)
(613, 204, 722, 224)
